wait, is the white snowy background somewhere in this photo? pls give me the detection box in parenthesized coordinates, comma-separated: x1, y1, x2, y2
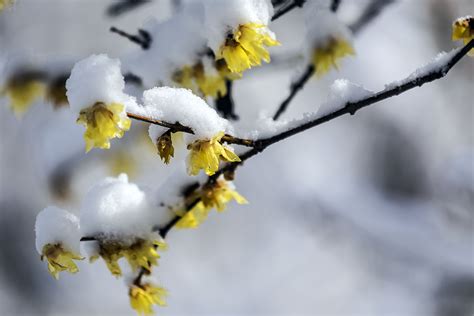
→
(0, 0, 473, 315)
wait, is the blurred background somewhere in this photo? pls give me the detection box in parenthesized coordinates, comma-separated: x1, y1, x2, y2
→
(0, 0, 473, 315)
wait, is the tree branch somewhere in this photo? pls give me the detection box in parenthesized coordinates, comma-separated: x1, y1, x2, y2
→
(134, 40, 474, 243)
(272, 0, 394, 120)
(106, 0, 151, 18)
(272, 0, 307, 21)
(126, 112, 256, 147)
(110, 27, 151, 50)
(273, 65, 315, 120)
(349, 0, 396, 35)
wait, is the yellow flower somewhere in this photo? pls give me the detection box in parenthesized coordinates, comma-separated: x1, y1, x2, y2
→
(172, 65, 197, 92)
(187, 132, 240, 176)
(1, 79, 45, 117)
(312, 37, 355, 77)
(130, 283, 167, 315)
(0, 0, 13, 11)
(175, 202, 210, 229)
(452, 16, 474, 56)
(156, 131, 174, 164)
(217, 23, 280, 74)
(176, 179, 247, 229)
(215, 58, 242, 81)
(98, 239, 166, 277)
(201, 179, 248, 211)
(40, 243, 83, 280)
(77, 102, 131, 152)
(194, 62, 227, 98)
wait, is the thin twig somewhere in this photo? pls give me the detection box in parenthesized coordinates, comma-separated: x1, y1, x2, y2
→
(272, 0, 394, 120)
(349, 0, 396, 35)
(135, 40, 474, 244)
(330, 0, 342, 12)
(273, 65, 315, 120)
(110, 27, 151, 50)
(106, 0, 151, 17)
(272, 0, 307, 21)
(126, 112, 256, 147)
(262, 41, 474, 148)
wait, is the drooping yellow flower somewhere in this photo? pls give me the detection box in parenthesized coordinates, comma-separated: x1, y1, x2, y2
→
(187, 131, 240, 176)
(217, 23, 280, 74)
(193, 62, 227, 98)
(1, 79, 45, 117)
(175, 202, 210, 229)
(312, 37, 355, 77)
(130, 283, 167, 315)
(156, 131, 174, 164)
(201, 179, 248, 211)
(176, 179, 247, 229)
(98, 239, 166, 277)
(452, 16, 474, 56)
(77, 102, 131, 152)
(40, 243, 83, 279)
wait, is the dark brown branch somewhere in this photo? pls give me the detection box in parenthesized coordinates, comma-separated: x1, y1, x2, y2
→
(349, 0, 396, 35)
(126, 112, 256, 147)
(272, 0, 307, 21)
(272, 0, 394, 120)
(110, 27, 151, 50)
(273, 65, 314, 120)
(106, 0, 151, 17)
(330, 0, 342, 12)
(134, 40, 474, 244)
(215, 80, 239, 120)
(265, 40, 474, 148)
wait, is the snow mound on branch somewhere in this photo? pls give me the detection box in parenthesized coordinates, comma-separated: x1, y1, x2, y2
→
(316, 79, 373, 117)
(80, 174, 164, 243)
(133, 87, 230, 142)
(35, 206, 81, 254)
(203, 0, 274, 52)
(66, 54, 137, 113)
(385, 48, 461, 89)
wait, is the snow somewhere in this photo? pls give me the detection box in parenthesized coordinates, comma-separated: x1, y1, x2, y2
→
(35, 206, 81, 254)
(66, 54, 138, 113)
(234, 79, 373, 140)
(385, 48, 461, 89)
(130, 87, 230, 143)
(80, 173, 159, 243)
(202, 0, 274, 53)
(316, 79, 373, 117)
(125, 3, 207, 88)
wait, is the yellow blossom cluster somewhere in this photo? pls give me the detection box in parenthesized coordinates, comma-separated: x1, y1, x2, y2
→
(217, 23, 280, 74)
(129, 283, 167, 315)
(172, 61, 228, 98)
(187, 131, 240, 176)
(176, 178, 247, 229)
(312, 37, 355, 77)
(452, 16, 474, 56)
(1, 77, 45, 117)
(95, 238, 167, 277)
(77, 102, 131, 152)
(40, 244, 83, 280)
